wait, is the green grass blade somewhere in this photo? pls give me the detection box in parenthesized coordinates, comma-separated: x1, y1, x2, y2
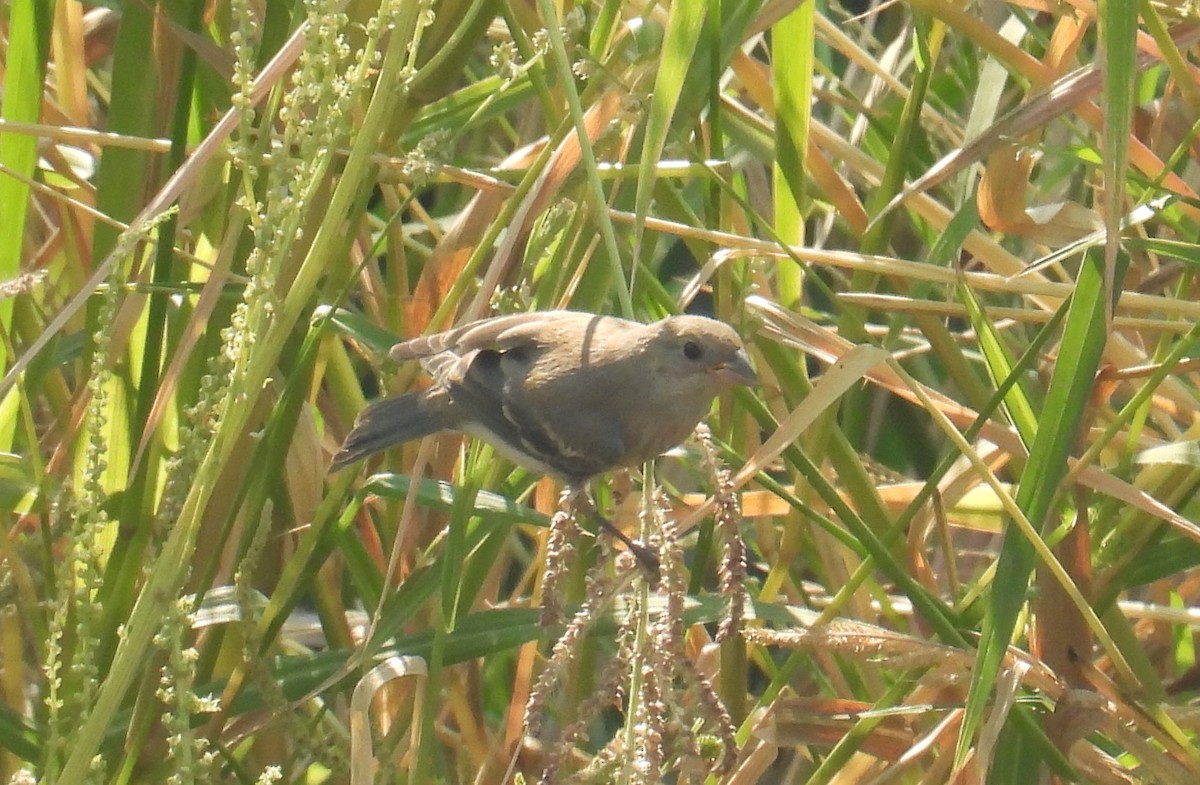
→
(632, 0, 705, 262)
(0, 0, 49, 338)
(1098, 0, 1138, 322)
(956, 276, 1039, 441)
(959, 247, 1128, 767)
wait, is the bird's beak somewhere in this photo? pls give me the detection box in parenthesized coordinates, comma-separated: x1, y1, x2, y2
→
(712, 350, 758, 386)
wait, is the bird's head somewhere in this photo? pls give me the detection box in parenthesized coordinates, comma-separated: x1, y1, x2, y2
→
(648, 315, 758, 390)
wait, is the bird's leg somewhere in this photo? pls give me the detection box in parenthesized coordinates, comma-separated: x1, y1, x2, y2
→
(594, 512, 661, 577)
(568, 485, 660, 577)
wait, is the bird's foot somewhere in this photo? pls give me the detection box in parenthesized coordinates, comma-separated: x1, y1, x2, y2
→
(564, 485, 660, 578)
(589, 511, 660, 579)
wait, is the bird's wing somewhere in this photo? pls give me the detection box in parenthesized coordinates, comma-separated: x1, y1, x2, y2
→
(500, 395, 620, 479)
(446, 347, 621, 479)
(390, 311, 583, 361)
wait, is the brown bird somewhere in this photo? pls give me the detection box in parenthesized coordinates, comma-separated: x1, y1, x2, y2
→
(331, 310, 757, 564)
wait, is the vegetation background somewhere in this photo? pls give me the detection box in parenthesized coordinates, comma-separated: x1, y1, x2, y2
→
(3, 0, 1200, 782)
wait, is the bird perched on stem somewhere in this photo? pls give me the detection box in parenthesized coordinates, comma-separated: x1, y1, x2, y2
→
(331, 310, 757, 568)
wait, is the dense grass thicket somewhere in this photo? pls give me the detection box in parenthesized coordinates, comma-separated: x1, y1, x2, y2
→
(4, 0, 1200, 783)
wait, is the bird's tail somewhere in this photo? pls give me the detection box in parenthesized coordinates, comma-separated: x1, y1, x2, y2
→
(329, 391, 451, 472)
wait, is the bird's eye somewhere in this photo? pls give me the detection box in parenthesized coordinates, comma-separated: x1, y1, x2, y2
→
(682, 340, 703, 360)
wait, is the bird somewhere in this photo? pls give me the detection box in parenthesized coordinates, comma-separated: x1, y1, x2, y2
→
(330, 310, 757, 566)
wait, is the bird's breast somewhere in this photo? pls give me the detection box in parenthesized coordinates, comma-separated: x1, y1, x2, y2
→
(616, 393, 713, 467)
